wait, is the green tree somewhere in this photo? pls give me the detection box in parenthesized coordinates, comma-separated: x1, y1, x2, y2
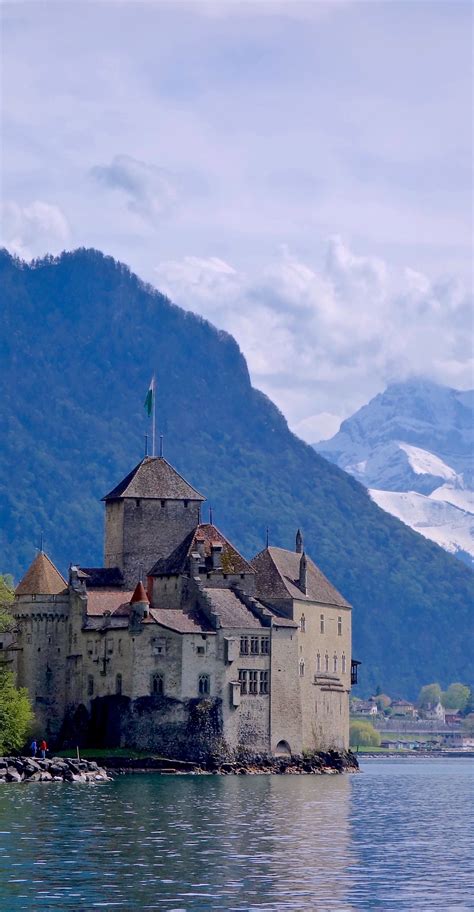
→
(0, 573, 15, 633)
(441, 683, 470, 712)
(417, 683, 442, 709)
(0, 668, 34, 754)
(349, 721, 381, 751)
(462, 713, 474, 735)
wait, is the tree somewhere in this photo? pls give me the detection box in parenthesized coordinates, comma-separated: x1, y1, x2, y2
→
(462, 713, 474, 735)
(0, 668, 34, 754)
(349, 721, 381, 751)
(417, 683, 442, 709)
(441, 683, 470, 712)
(0, 574, 15, 634)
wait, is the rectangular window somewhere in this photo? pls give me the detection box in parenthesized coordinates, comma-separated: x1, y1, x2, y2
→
(320, 615, 325, 634)
(116, 673, 122, 695)
(87, 675, 94, 696)
(152, 637, 167, 655)
(300, 614, 306, 632)
(238, 669, 248, 694)
(250, 636, 259, 655)
(338, 617, 342, 636)
(249, 670, 258, 695)
(196, 645, 205, 655)
(260, 637, 270, 655)
(259, 671, 269, 694)
(240, 636, 249, 655)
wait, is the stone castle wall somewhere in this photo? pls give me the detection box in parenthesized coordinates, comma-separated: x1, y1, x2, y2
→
(105, 498, 201, 586)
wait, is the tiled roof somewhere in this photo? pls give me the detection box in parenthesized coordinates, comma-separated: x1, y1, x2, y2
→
(79, 567, 124, 588)
(148, 607, 214, 634)
(86, 589, 134, 616)
(15, 552, 67, 596)
(202, 588, 265, 629)
(251, 547, 351, 608)
(103, 457, 205, 501)
(149, 523, 254, 577)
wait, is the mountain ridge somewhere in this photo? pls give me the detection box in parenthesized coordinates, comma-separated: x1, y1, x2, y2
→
(1, 247, 472, 697)
(315, 379, 474, 564)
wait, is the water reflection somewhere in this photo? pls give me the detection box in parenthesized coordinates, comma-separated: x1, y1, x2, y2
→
(0, 760, 472, 911)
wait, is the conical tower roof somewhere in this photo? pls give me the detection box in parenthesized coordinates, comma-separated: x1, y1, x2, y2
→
(130, 581, 149, 604)
(103, 456, 205, 502)
(15, 552, 67, 596)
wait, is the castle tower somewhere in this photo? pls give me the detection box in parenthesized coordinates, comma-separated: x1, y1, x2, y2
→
(103, 456, 205, 587)
(14, 551, 69, 740)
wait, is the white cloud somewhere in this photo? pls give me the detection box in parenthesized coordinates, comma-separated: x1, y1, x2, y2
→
(154, 238, 473, 441)
(1, 200, 70, 259)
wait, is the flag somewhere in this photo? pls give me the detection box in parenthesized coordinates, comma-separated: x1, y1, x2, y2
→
(144, 376, 154, 417)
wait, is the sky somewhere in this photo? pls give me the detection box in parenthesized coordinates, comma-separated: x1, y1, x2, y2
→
(1, 0, 472, 441)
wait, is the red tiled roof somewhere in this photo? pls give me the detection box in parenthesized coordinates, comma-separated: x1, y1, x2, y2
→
(86, 589, 134, 616)
(16, 552, 67, 596)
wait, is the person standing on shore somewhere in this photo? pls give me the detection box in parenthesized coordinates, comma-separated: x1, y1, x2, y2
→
(30, 739, 37, 757)
(39, 739, 47, 759)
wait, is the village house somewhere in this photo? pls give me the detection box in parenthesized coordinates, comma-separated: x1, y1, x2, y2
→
(6, 455, 356, 758)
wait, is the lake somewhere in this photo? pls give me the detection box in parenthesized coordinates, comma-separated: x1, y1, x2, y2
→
(0, 759, 472, 911)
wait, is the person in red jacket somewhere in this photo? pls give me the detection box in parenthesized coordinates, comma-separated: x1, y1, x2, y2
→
(39, 739, 48, 759)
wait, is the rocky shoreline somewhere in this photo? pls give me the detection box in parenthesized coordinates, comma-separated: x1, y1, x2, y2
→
(0, 749, 358, 782)
(94, 748, 359, 776)
(0, 756, 110, 783)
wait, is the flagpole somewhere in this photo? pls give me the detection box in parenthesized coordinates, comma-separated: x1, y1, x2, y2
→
(152, 374, 156, 457)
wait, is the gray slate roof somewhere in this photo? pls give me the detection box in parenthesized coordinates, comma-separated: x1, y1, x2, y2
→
(202, 588, 265, 629)
(103, 457, 205, 501)
(251, 547, 351, 608)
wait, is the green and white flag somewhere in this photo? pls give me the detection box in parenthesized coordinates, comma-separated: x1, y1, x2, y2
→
(144, 376, 155, 417)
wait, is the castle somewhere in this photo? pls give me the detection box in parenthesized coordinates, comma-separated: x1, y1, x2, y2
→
(7, 455, 356, 758)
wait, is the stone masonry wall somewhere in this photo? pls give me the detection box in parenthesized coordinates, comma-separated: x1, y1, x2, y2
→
(105, 498, 200, 586)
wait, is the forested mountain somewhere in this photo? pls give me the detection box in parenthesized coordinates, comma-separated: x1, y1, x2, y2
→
(1, 248, 472, 697)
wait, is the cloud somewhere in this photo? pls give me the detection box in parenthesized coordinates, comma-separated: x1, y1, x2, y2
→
(155, 239, 473, 441)
(1, 200, 70, 259)
(90, 155, 180, 220)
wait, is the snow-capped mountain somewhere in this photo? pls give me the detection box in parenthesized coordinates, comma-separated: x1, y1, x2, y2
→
(315, 380, 474, 564)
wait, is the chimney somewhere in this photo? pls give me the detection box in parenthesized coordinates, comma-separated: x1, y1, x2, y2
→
(295, 529, 303, 554)
(195, 535, 205, 559)
(299, 552, 307, 595)
(211, 541, 223, 570)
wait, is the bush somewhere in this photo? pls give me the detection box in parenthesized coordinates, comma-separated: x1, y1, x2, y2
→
(0, 668, 34, 754)
(350, 721, 381, 750)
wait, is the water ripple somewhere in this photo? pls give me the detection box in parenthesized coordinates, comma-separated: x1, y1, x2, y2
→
(0, 759, 472, 910)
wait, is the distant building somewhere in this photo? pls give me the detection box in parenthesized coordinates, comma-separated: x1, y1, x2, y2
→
(422, 701, 446, 723)
(5, 455, 356, 758)
(391, 699, 417, 718)
(354, 699, 378, 717)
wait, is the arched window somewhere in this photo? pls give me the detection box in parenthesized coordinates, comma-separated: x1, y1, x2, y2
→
(151, 672, 164, 695)
(324, 652, 329, 673)
(300, 613, 306, 632)
(342, 653, 346, 674)
(198, 674, 210, 696)
(299, 659, 305, 677)
(316, 652, 321, 672)
(320, 614, 325, 634)
(116, 673, 122, 695)
(333, 653, 338, 673)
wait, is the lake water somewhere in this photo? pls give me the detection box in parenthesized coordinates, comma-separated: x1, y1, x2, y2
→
(0, 759, 472, 911)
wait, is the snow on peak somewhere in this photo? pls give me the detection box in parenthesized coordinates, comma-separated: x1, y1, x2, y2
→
(397, 443, 458, 482)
